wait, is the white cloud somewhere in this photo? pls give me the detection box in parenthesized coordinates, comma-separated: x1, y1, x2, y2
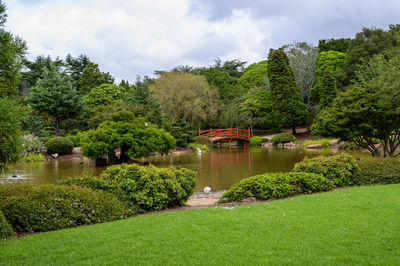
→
(5, 0, 272, 81)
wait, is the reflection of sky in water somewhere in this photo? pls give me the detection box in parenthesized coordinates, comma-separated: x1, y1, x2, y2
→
(1, 148, 360, 192)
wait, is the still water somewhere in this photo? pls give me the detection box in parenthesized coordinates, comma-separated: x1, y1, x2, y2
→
(2, 147, 337, 192)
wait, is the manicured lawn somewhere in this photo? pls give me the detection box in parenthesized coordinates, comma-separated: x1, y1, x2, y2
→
(1, 184, 400, 265)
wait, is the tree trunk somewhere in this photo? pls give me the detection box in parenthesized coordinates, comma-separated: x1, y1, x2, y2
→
(119, 144, 130, 163)
(107, 149, 117, 165)
(292, 126, 297, 135)
(55, 118, 61, 136)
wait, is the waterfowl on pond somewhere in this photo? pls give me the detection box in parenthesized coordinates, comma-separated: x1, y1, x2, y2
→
(204, 186, 212, 194)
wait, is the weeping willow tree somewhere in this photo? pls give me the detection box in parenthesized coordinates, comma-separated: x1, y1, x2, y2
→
(150, 72, 220, 128)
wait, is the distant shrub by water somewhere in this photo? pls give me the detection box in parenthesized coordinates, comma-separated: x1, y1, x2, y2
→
(45, 137, 74, 155)
(271, 133, 296, 145)
(249, 136, 262, 146)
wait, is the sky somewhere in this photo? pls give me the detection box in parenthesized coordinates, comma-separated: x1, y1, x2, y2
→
(5, 0, 400, 82)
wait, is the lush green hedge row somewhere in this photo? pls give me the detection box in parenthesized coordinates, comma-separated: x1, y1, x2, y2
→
(293, 154, 360, 187)
(0, 184, 130, 233)
(219, 172, 333, 203)
(356, 158, 400, 185)
(60, 164, 196, 213)
(0, 209, 14, 240)
(249, 136, 262, 146)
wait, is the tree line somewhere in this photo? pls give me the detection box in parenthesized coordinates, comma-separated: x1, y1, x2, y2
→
(1, 0, 399, 171)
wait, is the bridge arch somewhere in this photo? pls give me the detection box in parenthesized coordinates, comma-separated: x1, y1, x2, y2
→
(198, 128, 251, 145)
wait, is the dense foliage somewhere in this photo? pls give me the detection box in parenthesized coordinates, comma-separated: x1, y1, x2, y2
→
(21, 134, 46, 155)
(267, 49, 308, 134)
(356, 158, 400, 185)
(60, 165, 196, 214)
(0, 183, 130, 233)
(81, 115, 175, 163)
(270, 133, 296, 145)
(249, 136, 262, 146)
(0, 209, 13, 240)
(293, 154, 360, 187)
(219, 172, 333, 203)
(0, 99, 22, 172)
(45, 137, 74, 155)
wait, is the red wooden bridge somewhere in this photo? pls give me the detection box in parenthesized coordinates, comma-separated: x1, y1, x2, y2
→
(198, 128, 251, 145)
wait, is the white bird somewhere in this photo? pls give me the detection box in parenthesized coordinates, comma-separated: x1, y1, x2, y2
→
(204, 186, 212, 194)
(52, 153, 58, 158)
(196, 148, 202, 153)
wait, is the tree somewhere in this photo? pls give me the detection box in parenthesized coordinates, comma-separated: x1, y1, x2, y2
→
(284, 42, 319, 108)
(312, 50, 345, 99)
(78, 62, 114, 94)
(267, 49, 308, 135)
(0, 1, 27, 97)
(312, 49, 400, 157)
(318, 67, 338, 110)
(65, 54, 91, 89)
(0, 98, 22, 172)
(341, 25, 400, 86)
(318, 38, 351, 53)
(28, 65, 83, 136)
(21, 55, 64, 92)
(237, 60, 268, 92)
(84, 84, 131, 107)
(150, 72, 220, 128)
(238, 87, 274, 132)
(81, 113, 175, 164)
(170, 119, 194, 148)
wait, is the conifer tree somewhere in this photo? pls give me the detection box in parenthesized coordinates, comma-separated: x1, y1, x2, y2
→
(318, 67, 338, 110)
(267, 49, 308, 135)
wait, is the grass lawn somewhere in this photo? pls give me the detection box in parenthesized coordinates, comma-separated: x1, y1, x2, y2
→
(1, 184, 400, 265)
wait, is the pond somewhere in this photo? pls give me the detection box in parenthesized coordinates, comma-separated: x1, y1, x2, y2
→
(2, 147, 341, 192)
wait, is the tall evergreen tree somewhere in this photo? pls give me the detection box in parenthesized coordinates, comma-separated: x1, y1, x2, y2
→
(78, 62, 114, 94)
(318, 67, 338, 110)
(267, 49, 308, 135)
(28, 65, 83, 136)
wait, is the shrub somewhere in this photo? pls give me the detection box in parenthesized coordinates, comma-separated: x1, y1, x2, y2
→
(0, 183, 130, 233)
(188, 143, 208, 151)
(356, 158, 400, 185)
(21, 134, 47, 155)
(66, 135, 79, 147)
(219, 172, 333, 203)
(250, 136, 262, 146)
(271, 133, 296, 145)
(20, 153, 44, 162)
(45, 137, 74, 155)
(0, 209, 14, 240)
(101, 164, 196, 212)
(302, 138, 332, 148)
(293, 154, 360, 187)
(194, 136, 212, 146)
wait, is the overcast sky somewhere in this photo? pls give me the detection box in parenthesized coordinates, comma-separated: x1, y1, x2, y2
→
(5, 0, 400, 82)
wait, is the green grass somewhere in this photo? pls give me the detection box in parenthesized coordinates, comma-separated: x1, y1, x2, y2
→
(302, 138, 334, 148)
(1, 185, 400, 265)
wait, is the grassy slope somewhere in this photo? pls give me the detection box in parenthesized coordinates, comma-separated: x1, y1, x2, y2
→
(1, 184, 400, 265)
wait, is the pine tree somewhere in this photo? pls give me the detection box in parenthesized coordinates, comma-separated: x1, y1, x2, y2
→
(319, 67, 338, 110)
(267, 49, 308, 135)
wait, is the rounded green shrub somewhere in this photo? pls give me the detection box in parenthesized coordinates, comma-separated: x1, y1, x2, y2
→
(0, 209, 14, 240)
(355, 158, 400, 185)
(293, 154, 360, 187)
(194, 136, 212, 145)
(45, 137, 74, 155)
(0, 183, 130, 233)
(66, 135, 79, 147)
(101, 164, 196, 212)
(249, 136, 262, 146)
(220, 172, 333, 203)
(271, 133, 296, 145)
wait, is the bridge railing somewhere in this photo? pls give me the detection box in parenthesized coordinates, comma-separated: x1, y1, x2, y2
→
(198, 128, 250, 142)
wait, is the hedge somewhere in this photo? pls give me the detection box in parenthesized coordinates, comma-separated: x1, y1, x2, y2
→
(0, 209, 14, 240)
(45, 137, 74, 155)
(356, 158, 400, 185)
(62, 164, 196, 213)
(249, 136, 262, 146)
(0, 184, 130, 233)
(293, 154, 360, 187)
(271, 133, 296, 145)
(219, 172, 333, 203)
